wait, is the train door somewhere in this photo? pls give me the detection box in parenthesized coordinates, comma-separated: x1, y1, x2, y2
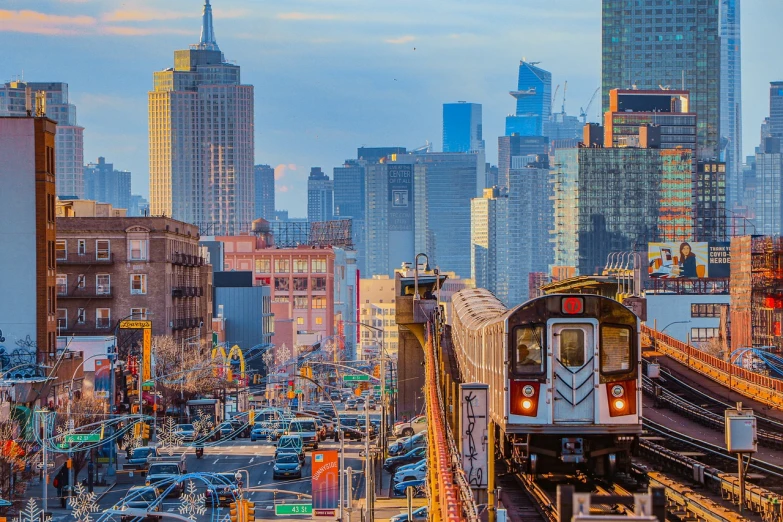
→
(552, 324, 595, 423)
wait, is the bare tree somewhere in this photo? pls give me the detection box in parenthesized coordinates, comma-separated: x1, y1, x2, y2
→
(54, 396, 105, 480)
(0, 417, 41, 512)
(697, 336, 724, 358)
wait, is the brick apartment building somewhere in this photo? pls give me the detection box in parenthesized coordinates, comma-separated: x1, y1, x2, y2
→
(55, 212, 212, 343)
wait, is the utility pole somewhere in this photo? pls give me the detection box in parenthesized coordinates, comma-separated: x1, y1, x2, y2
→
(364, 401, 372, 522)
(66, 385, 73, 507)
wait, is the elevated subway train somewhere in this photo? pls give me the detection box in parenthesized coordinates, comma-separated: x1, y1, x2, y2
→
(451, 289, 641, 477)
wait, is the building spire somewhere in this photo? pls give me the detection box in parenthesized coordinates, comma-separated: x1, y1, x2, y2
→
(199, 0, 219, 51)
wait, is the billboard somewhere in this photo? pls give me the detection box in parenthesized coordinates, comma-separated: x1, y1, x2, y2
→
(94, 358, 111, 399)
(648, 242, 730, 279)
(387, 163, 413, 231)
(460, 383, 488, 489)
(311, 450, 339, 517)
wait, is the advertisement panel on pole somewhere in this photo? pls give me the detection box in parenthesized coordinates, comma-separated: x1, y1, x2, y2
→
(94, 358, 111, 399)
(648, 241, 730, 279)
(142, 327, 152, 381)
(311, 450, 339, 517)
(460, 383, 488, 489)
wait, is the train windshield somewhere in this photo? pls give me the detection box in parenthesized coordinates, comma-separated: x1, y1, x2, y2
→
(559, 329, 586, 367)
(514, 326, 544, 374)
(600, 326, 632, 373)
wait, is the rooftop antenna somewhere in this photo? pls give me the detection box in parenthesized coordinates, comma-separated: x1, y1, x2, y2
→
(24, 87, 32, 116)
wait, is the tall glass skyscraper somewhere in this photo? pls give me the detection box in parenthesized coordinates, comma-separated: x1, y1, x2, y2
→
(443, 102, 484, 153)
(334, 160, 366, 274)
(602, 0, 720, 159)
(505, 61, 552, 137)
(720, 0, 742, 209)
(307, 167, 333, 223)
(149, 0, 254, 235)
(254, 164, 275, 221)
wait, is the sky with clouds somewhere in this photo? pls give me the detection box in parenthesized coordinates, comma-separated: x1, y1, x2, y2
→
(1, 0, 781, 217)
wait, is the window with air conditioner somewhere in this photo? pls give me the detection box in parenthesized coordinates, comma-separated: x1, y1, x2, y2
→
(96, 274, 110, 295)
(56, 274, 67, 295)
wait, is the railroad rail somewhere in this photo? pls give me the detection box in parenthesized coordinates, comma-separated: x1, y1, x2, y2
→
(642, 326, 783, 410)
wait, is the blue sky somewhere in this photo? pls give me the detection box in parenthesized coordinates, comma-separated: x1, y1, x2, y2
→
(1, 0, 780, 217)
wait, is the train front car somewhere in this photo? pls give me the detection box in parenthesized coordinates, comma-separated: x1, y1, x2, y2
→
(505, 294, 641, 478)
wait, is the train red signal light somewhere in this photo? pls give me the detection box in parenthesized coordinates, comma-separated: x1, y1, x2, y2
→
(561, 297, 584, 315)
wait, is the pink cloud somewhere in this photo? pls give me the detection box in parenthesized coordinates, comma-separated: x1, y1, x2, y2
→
(0, 9, 95, 35)
(102, 9, 196, 23)
(277, 12, 343, 21)
(279, 186, 290, 193)
(101, 26, 191, 36)
(385, 35, 416, 45)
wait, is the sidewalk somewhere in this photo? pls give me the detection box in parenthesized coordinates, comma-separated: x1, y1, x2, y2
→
(355, 455, 425, 522)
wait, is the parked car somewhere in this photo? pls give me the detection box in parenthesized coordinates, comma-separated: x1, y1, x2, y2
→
(383, 447, 426, 473)
(204, 473, 240, 507)
(393, 416, 427, 437)
(275, 435, 305, 463)
(174, 424, 195, 442)
(393, 461, 426, 484)
(116, 486, 161, 521)
(273, 452, 303, 479)
(392, 479, 426, 497)
(390, 506, 428, 522)
(389, 431, 427, 456)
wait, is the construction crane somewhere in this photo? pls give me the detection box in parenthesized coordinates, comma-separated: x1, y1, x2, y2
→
(552, 84, 560, 110)
(579, 87, 600, 124)
(561, 81, 568, 115)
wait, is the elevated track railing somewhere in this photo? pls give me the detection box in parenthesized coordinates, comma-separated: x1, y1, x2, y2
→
(642, 325, 783, 409)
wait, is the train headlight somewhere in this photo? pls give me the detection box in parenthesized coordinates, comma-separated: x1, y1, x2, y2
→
(611, 385, 625, 398)
(521, 399, 534, 410)
(613, 399, 626, 411)
(522, 385, 535, 398)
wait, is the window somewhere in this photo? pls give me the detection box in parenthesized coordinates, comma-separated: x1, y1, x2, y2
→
(56, 274, 67, 295)
(312, 277, 327, 292)
(274, 277, 290, 292)
(77, 239, 86, 256)
(312, 258, 327, 273)
(600, 326, 632, 374)
(274, 259, 289, 273)
(293, 259, 308, 273)
(128, 239, 147, 261)
(691, 303, 721, 318)
(255, 258, 271, 273)
(559, 329, 585, 367)
(96, 274, 111, 295)
(312, 297, 327, 309)
(96, 240, 110, 260)
(273, 296, 289, 303)
(130, 274, 147, 295)
(691, 327, 718, 342)
(56, 240, 67, 261)
(77, 274, 86, 289)
(57, 309, 67, 330)
(296, 317, 304, 325)
(76, 308, 86, 324)
(294, 297, 308, 309)
(96, 308, 111, 329)
(130, 308, 148, 320)
(513, 326, 544, 374)
(315, 317, 323, 325)
(293, 278, 308, 291)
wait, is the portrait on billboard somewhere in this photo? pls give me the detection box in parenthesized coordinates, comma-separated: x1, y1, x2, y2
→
(648, 242, 729, 279)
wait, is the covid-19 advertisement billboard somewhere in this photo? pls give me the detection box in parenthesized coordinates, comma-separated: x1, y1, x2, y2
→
(312, 450, 339, 517)
(648, 242, 730, 279)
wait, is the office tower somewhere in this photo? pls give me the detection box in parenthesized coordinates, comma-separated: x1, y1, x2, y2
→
(149, 0, 254, 235)
(497, 135, 548, 189)
(694, 160, 727, 241)
(0, 81, 84, 198)
(307, 167, 333, 223)
(545, 112, 583, 142)
(753, 142, 783, 235)
(720, 0, 742, 208)
(505, 61, 552, 136)
(357, 147, 406, 163)
(553, 144, 693, 275)
(84, 157, 131, 210)
(603, 89, 696, 150)
(770, 82, 783, 141)
(443, 102, 484, 153)
(507, 155, 554, 304)
(254, 164, 275, 221)
(602, 0, 720, 159)
(470, 188, 509, 303)
(0, 116, 58, 362)
(485, 164, 499, 188)
(334, 160, 366, 274)
(128, 195, 150, 217)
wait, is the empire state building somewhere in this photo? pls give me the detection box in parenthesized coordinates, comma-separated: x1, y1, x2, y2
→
(149, 0, 254, 234)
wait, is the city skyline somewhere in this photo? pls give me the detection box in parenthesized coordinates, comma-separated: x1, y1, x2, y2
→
(1, 0, 781, 216)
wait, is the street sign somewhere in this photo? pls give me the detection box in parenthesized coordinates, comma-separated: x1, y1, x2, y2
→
(294, 389, 303, 395)
(275, 504, 312, 516)
(64, 433, 101, 443)
(343, 375, 369, 382)
(373, 385, 380, 390)
(143, 380, 154, 387)
(119, 320, 151, 330)
(56, 443, 68, 449)
(36, 462, 54, 470)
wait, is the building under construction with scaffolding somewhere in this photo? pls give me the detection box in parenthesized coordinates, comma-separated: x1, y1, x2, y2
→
(730, 235, 783, 352)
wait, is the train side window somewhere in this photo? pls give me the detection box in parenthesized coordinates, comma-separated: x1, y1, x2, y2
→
(513, 326, 544, 374)
(600, 325, 632, 374)
(559, 329, 585, 367)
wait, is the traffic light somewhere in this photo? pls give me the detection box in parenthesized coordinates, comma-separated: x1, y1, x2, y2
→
(141, 423, 150, 440)
(229, 501, 239, 522)
(245, 501, 256, 522)
(307, 367, 313, 379)
(373, 365, 380, 378)
(300, 366, 307, 377)
(248, 409, 255, 425)
(287, 380, 295, 399)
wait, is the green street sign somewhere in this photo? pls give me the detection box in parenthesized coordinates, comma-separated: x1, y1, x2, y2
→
(343, 375, 369, 382)
(56, 443, 68, 449)
(275, 504, 312, 515)
(143, 380, 154, 387)
(373, 385, 381, 390)
(64, 433, 101, 443)
(294, 389, 303, 395)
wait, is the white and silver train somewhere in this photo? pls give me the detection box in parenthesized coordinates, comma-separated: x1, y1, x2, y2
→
(451, 289, 642, 477)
